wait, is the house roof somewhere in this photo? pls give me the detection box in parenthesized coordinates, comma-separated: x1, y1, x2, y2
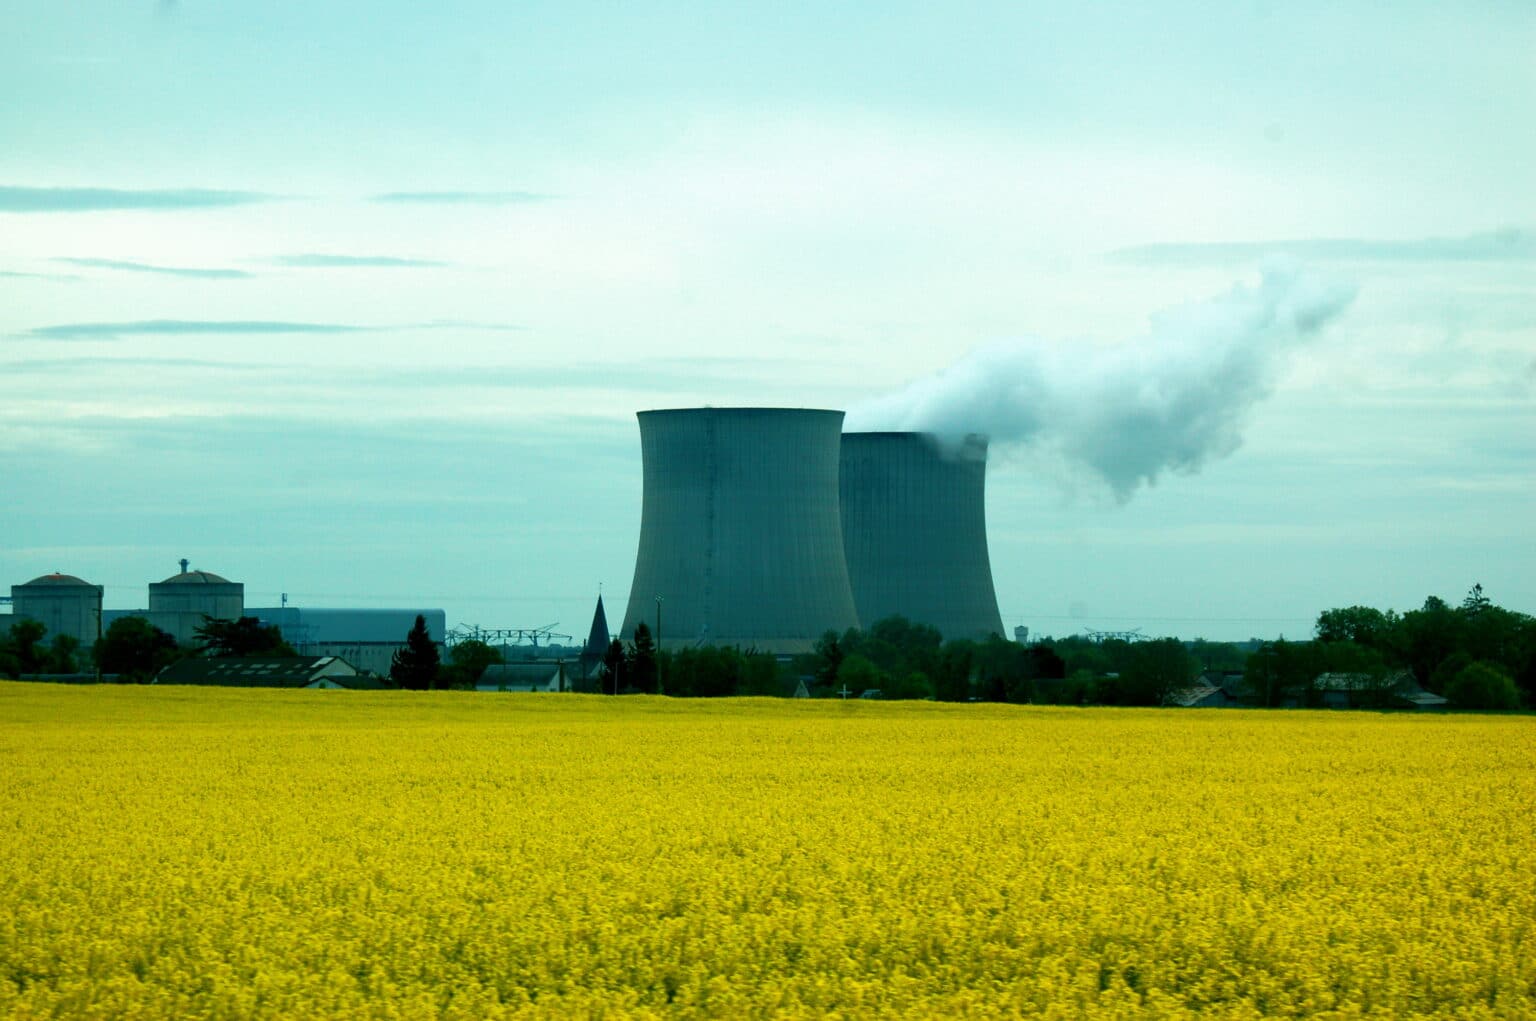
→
(1170, 685, 1225, 707)
(1400, 689, 1449, 707)
(1313, 669, 1415, 692)
(156, 656, 358, 687)
(478, 663, 562, 684)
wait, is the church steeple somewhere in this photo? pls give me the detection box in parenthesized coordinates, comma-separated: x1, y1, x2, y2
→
(584, 593, 611, 657)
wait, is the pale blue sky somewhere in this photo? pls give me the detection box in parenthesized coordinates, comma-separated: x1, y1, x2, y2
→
(3, 1, 1533, 641)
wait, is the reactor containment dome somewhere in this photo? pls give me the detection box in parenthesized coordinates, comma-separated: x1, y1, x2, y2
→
(622, 407, 861, 655)
(839, 432, 1005, 642)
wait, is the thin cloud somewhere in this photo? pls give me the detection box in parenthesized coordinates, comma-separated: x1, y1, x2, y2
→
(27, 320, 368, 340)
(273, 254, 448, 268)
(56, 258, 252, 280)
(408, 319, 522, 332)
(1, 269, 79, 281)
(1110, 228, 1536, 266)
(0, 186, 275, 212)
(2, 356, 270, 373)
(369, 190, 551, 206)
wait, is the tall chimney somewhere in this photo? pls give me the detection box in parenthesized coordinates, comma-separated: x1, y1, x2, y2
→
(179, 558, 189, 575)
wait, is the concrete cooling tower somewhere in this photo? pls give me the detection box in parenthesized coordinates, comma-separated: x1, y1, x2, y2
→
(839, 432, 1005, 642)
(622, 408, 860, 655)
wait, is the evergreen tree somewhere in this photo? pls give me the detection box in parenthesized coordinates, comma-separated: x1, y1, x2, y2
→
(195, 616, 296, 658)
(391, 615, 442, 690)
(94, 617, 182, 682)
(3, 619, 47, 676)
(812, 630, 844, 692)
(602, 638, 626, 694)
(626, 622, 658, 694)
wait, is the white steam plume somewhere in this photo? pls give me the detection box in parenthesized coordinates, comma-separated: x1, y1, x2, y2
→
(845, 265, 1357, 501)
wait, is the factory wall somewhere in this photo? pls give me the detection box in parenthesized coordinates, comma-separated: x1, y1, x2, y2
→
(840, 432, 1005, 642)
(622, 407, 860, 655)
(251, 607, 447, 677)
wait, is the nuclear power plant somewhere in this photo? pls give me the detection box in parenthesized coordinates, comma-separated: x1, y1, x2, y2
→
(621, 407, 1005, 654)
(10, 406, 1011, 676)
(840, 432, 1005, 642)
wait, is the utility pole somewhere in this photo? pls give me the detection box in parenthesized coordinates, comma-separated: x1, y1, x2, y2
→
(654, 595, 663, 695)
(94, 586, 103, 685)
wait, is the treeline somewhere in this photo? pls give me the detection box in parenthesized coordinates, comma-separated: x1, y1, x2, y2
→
(0, 619, 84, 678)
(586, 585, 1532, 710)
(595, 616, 1198, 706)
(1242, 585, 1532, 710)
(6, 586, 1531, 709)
(0, 614, 300, 683)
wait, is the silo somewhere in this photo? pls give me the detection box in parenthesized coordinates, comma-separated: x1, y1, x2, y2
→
(10, 574, 104, 649)
(622, 408, 860, 655)
(839, 432, 1005, 642)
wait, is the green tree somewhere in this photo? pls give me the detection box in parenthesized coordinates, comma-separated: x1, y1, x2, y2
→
(94, 617, 181, 683)
(390, 615, 442, 690)
(1446, 661, 1521, 711)
(812, 630, 844, 693)
(4, 619, 47, 675)
(1315, 606, 1394, 647)
(602, 638, 626, 694)
(1123, 640, 1192, 705)
(44, 634, 80, 674)
(934, 642, 974, 702)
(1187, 639, 1247, 673)
(1036, 669, 1094, 705)
(885, 668, 933, 701)
(626, 622, 658, 694)
(1398, 596, 1463, 687)
(195, 616, 296, 658)
(1461, 583, 1492, 616)
(442, 639, 503, 690)
(834, 617, 944, 698)
(738, 653, 785, 697)
(1244, 639, 1324, 707)
(836, 653, 885, 696)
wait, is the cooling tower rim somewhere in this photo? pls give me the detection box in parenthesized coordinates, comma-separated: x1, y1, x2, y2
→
(842, 429, 990, 439)
(637, 406, 846, 418)
(841, 430, 991, 456)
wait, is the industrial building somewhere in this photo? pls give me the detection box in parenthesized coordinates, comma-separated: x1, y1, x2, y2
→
(9, 573, 104, 650)
(839, 432, 1005, 641)
(146, 562, 244, 645)
(81, 562, 446, 676)
(250, 607, 447, 677)
(622, 407, 861, 655)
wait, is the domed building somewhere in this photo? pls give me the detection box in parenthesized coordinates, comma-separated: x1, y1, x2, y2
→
(10, 573, 104, 649)
(148, 560, 244, 645)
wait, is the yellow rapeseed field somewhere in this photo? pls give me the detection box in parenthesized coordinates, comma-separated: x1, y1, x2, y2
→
(1, 683, 1532, 1019)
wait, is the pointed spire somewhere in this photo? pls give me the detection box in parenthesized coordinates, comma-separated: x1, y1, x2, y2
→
(585, 593, 611, 656)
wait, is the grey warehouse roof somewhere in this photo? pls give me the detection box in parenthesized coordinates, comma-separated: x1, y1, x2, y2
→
(248, 607, 447, 644)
